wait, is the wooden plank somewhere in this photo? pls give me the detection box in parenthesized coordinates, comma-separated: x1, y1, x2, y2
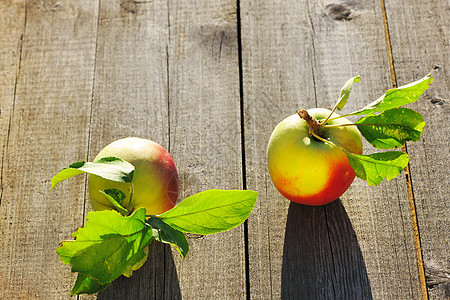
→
(86, 1, 172, 299)
(384, 1, 450, 299)
(88, 1, 245, 299)
(241, 0, 421, 298)
(0, 0, 99, 298)
(0, 1, 24, 202)
(168, 1, 246, 298)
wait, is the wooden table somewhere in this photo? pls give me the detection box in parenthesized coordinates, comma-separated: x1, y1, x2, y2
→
(1, 1, 448, 299)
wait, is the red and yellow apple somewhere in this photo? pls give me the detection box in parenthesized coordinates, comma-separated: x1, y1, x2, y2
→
(267, 108, 362, 206)
(89, 137, 179, 215)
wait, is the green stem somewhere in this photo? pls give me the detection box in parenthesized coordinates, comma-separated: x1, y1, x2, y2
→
(127, 182, 134, 211)
(318, 96, 362, 126)
(322, 122, 401, 128)
(310, 131, 356, 159)
(310, 131, 345, 151)
(324, 112, 355, 122)
(322, 123, 357, 128)
(311, 131, 407, 167)
(319, 106, 339, 127)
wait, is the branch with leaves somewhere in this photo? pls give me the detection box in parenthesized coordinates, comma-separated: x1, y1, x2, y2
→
(299, 73, 432, 186)
(52, 160, 258, 295)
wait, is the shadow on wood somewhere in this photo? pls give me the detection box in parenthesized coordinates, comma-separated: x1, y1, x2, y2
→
(281, 200, 372, 299)
(98, 242, 181, 299)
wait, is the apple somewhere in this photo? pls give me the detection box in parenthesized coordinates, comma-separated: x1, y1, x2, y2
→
(89, 137, 179, 215)
(267, 108, 362, 206)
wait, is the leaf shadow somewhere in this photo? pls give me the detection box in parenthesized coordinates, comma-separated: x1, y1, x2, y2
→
(281, 199, 372, 299)
(97, 242, 181, 299)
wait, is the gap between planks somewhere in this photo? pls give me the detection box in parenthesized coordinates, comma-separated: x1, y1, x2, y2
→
(236, 0, 251, 299)
(78, 1, 101, 300)
(380, 0, 428, 299)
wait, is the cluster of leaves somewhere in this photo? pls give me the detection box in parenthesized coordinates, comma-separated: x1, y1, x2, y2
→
(51, 160, 258, 295)
(316, 73, 432, 185)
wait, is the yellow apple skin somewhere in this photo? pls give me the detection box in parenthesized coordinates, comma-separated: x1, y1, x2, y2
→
(267, 108, 362, 206)
(89, 137, 178, 215)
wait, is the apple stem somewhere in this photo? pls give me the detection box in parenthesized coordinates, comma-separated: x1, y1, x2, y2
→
(297, 109, 323, 137)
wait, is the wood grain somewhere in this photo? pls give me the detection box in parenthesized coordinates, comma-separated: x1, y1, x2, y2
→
(240, 1, 317, 299)
(88, 0, 246, 299)
(0, 0, 447, 298)
(85, 1, 173, 299)
(241, 0, 421, 298)
(168, 0, 247, 298)
(0, 0, 24, 204)
(384, 0, 450, 299)
(0, 0, 99, 298)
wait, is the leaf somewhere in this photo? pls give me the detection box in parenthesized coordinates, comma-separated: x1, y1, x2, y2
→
(103, 188, 126, 206)
(122, 246, 149, 278)
(51, 157, 134, 190)
(351, 73, 432, 116)
(56, 208, 153, 285)
(70, 273, 110, 295)
(335, 75, 360, 111)
(346, 151, 409, 186)
(355, 108, 425, 149)
(100, 189, 129, 216)
(159, 189, 258, 235)
(147, 217, 189, 258)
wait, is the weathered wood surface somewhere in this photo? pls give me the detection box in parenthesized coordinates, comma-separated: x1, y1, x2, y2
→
(83, 0, 245, 299)
(0, 1, 24, 203)
(0, 1, 99, 299)
(167, 1, 247, 299)
(0, 0, 448, 299)
(84, 1, 171, 299)
(384, 0, 450, 299)
(241, 0, 421, 299)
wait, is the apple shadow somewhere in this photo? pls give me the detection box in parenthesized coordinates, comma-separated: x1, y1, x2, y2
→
(98, 242, 181, 299)
(281, 199, 372, 299)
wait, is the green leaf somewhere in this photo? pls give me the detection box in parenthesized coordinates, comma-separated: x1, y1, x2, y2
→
(122, 246, 149, 278)
(70, 273, 110, 295)
(51, 157, 134, 190)
(103, 188, 126, 206)
(351, 73, 432, 116)
(100, 189, 129, 216)
(336, 75, 360, 111)
(56, 208, 153, 285)
(355, 108, 425, 149)
(159, 189, 258, 235)
(346, 151, 409, 186)
(147, 217, 189, 258)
